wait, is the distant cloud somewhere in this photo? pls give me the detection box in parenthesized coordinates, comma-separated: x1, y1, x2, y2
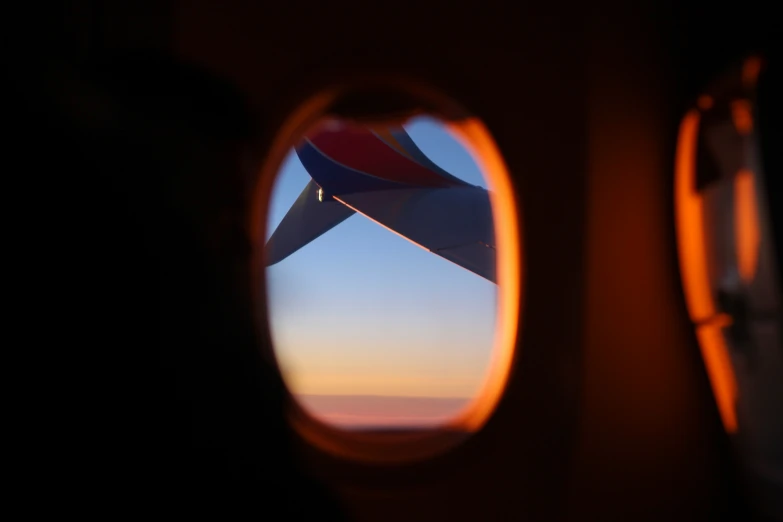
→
(296, 394, 470, 429)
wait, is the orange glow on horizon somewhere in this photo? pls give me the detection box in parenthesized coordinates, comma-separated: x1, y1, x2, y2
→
(280, 362, 482, 399)
(734, 169, 760, 283)
(675, 109, 738, 433)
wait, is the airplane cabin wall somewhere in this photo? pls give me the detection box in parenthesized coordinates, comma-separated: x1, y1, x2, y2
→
(170, 1, 766, 521)
(566, 3, 746, 520)
(64, 0, 775, 520)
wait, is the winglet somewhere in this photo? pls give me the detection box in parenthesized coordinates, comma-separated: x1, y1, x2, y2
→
(265, 180, 355, 266)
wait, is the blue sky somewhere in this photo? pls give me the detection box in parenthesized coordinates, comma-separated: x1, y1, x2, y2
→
(264, 116, 497, 425)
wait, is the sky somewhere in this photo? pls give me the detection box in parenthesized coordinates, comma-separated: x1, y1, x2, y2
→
(264, 116, 497, 429)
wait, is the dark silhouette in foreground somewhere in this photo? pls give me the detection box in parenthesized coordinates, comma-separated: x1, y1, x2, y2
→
(13, 50, 349, 518)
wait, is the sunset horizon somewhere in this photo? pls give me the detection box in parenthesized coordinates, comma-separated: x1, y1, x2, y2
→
(294, 393, 473, 429)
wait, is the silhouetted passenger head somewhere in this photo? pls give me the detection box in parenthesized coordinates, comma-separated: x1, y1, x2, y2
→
(16, 50, 348, 518)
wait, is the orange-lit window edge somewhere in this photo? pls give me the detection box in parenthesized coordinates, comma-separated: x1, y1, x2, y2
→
(674, 56, 765, 436)
(250, 83, 523, 463)
(675, 108, 738, 434)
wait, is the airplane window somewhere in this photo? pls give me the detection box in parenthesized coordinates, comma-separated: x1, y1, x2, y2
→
(263, 112, 519, 447)
(675, 56, 782, 517)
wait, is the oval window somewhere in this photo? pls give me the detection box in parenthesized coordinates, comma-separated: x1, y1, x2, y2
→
(259, 96, 521, 460)
(674, 58, 783, 520)
(675, 57, 781, 436)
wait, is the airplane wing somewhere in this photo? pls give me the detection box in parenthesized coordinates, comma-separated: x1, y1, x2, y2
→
(335, 187, 496, 283)
(265, 121, 496, 283)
